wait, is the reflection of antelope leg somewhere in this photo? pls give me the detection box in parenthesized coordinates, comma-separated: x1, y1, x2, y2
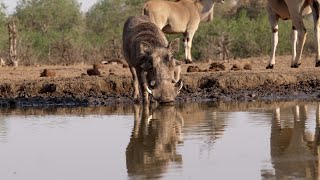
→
(294, 105, 300, 121)
(275, 107, 281, 126)
(317, 104, 320, 125)
(314, 104, 320, 178)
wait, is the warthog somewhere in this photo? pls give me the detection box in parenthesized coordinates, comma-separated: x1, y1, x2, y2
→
(122, 15, 183, 103)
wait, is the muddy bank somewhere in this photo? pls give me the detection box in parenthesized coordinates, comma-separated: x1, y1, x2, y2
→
(1, 65, 320, 108)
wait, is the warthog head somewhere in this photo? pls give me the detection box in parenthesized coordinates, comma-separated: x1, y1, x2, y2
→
(140, 38, 183, 103)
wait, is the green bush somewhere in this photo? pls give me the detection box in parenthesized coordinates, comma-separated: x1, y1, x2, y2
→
(0, 0, 317, 65)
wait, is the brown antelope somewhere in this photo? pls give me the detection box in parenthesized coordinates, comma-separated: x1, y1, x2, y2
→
(143, 0, 225, 64)
(267, 0, 320, 69)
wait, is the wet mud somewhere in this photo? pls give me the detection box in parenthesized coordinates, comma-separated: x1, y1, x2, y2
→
(1, 56, 320, 108)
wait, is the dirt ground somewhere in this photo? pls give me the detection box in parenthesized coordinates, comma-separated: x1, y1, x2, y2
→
(1, 55, 320, 107)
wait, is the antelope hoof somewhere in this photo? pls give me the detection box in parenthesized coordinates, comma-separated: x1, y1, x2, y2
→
(185, 59, 193, 64)
(266, 64, 274, 69)
(315, 61, 320, 67)
(291, 63, 301, 68)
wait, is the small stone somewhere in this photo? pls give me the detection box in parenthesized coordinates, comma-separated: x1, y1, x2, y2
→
(87, 68, 101, 76)
(231, 64, 242, 71)
(40, 69, 56, 77)
(187, 66, 201, 72)
(243, 63, 253, 70)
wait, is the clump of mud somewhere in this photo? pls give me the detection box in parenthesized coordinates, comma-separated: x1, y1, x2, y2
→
(209, 62, 226, 71)
(187, 66, 203, 72)
(40, 69, 56, 77)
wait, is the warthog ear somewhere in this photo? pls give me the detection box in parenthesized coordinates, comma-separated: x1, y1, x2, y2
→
(139, 42, 151, 55)
(168, 38, 180, 53)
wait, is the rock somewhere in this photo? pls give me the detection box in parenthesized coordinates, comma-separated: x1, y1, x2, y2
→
(243, 63, 253, 70)
(209, 62, 226, 71)
(40, 69, 56, 77)
(123, 64, 129, 68)
(87, 68, 101, 76)
(231, 64, 242, 71)
(187, 66, 201, 73)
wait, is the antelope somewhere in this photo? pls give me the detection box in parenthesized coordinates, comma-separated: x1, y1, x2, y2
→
(143, 0, 225, 64)
(267, 0, 320, 69)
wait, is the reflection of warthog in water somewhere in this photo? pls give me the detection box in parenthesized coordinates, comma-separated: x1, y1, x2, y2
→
(126, 105, 183, 179)
(122, 15, 183, 103)
(268, 105, 320, 179)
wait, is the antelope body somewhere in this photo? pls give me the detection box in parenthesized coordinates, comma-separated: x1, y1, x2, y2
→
(143, 0, 225, 63)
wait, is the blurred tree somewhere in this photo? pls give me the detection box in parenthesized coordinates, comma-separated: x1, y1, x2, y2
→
(0, 2, 8, 60)
(14, 0, 84, 64)
(0, 0, 311, 64)
(84, 0, 146, 63)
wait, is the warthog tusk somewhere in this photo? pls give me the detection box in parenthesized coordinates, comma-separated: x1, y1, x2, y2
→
(146, 86, 153, 95)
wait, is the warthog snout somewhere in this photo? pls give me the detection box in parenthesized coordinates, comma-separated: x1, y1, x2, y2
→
(147, 79, 183, 103)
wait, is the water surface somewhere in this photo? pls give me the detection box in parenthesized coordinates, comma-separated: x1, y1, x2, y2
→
(0, 101, 319, 180)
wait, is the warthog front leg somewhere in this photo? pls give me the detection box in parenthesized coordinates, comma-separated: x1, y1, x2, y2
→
(137, 69, 149, 104)
(130, 66, 140, 103)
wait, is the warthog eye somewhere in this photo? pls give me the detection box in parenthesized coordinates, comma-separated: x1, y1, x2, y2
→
(140, 57, 153, 69)
(150, 80, 156, 87)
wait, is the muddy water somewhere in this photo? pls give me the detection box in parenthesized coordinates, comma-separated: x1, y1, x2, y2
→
(0, 101, 319, 180)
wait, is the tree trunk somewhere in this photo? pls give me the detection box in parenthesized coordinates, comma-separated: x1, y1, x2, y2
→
(8, 20, 18, 67)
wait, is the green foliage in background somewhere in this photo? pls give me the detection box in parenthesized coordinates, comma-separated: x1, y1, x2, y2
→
(0, 3, 7, 57)
(14, 0, 84, 64)
(0, 0, 317, 65)
(194, 9, 293, 60)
